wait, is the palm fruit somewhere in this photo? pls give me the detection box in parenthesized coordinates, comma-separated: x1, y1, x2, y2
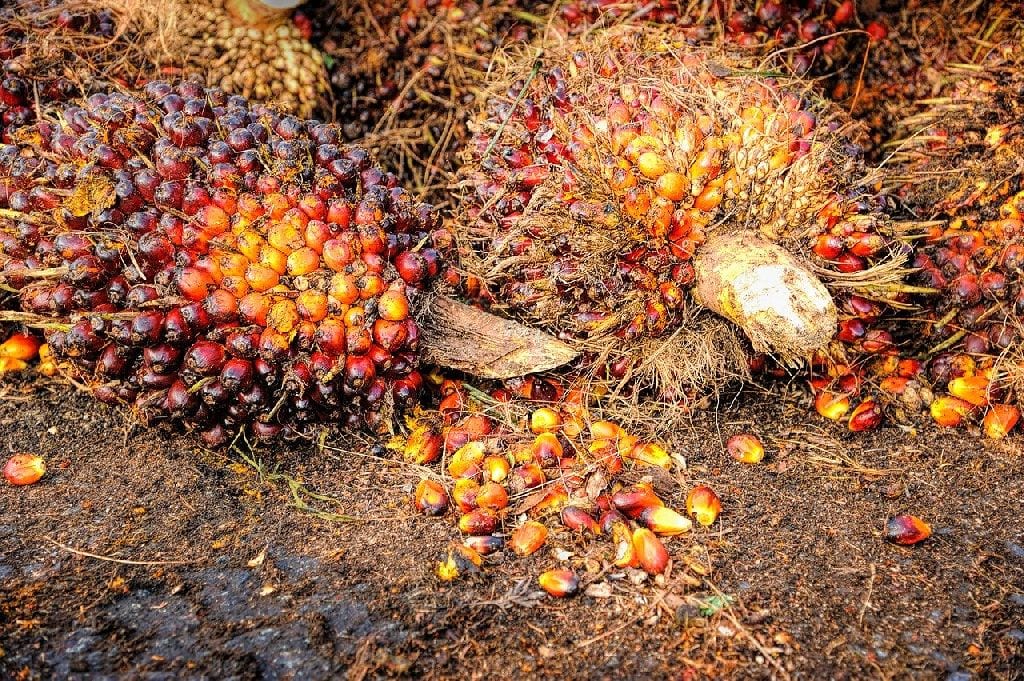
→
(182, 0, 329, 118)
(879, 3, 1024, 432)
(0, 81, 448, 444)
(309, 0, 533, 200)
(453, 24, 900, 398)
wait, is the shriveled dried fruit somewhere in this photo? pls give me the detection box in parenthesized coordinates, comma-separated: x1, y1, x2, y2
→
(727, 433, 765, 464)
(686, 486, 721, 526)
(538, 568, 580, 597)
(3, 453, 45, 486)
(884, 514, 931, 546)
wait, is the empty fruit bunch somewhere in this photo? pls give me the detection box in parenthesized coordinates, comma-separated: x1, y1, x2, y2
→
(453, 24, 905, 402)
(0, 82, 449, 445)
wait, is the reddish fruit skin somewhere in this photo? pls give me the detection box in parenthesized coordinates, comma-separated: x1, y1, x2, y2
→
(4, 453, 45, 485)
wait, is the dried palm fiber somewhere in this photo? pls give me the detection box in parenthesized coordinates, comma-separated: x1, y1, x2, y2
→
(0, 81, 451, 445)
(0, 0, 328, 123)
(450, 24, 911, 407)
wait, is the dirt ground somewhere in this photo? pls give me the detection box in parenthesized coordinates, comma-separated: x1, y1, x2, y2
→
(0, 377, 1022, 680)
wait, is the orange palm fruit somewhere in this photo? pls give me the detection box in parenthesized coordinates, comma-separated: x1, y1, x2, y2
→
(0, 333, 40, 361)
(983, 404, 1020, 439)
(452, 478, 480, 513)
(403, 425, 442, 464)
(538, 568, 579, 597)
(529, 407, 562, 434)
(510, 520, 548, 556)
(414, 479, 448, 516)
(947, 375, 991, 407)
(727, 433, 764, 463)
(448, 441, 485, 479)
(815, 390, 851, 420)
(883, 515, 931, 545)
(686, 486, 721, 526)
(627, 442, 672, 468)
(639, 506, 692, 536)
(930, 396, 974, 427)
(475, 481, 510, 511)
(3, 454, 45, 486)
(632, 528, 669, 575)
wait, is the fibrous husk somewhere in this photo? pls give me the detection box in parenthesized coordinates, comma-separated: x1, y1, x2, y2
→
(450, 23, 904, 399)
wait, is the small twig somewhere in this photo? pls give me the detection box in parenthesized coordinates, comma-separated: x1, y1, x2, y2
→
(44, 536, 199, 566)
(859, 563, 876, 626)
(481, 56, 543, 161)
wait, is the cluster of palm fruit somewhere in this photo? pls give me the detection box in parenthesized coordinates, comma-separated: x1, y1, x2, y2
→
(402, 380, 722, 592)
(0, 82, 450, 443)
(452, 26, 901, 401)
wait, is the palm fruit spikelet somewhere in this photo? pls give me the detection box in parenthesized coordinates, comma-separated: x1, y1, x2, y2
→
(451, 24, 904, 398)
(0, 81, 450, 445)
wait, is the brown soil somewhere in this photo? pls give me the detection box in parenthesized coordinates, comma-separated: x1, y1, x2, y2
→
(1, 380, 1022, 680)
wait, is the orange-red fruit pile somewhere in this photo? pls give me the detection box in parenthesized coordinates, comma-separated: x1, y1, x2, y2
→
(0, 82, 448, 443)
(409, 389, 723, 591)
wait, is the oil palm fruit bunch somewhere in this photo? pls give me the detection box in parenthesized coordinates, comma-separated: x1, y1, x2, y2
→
(0, 0, 328, 129)
(307, 0, 534, 202)
(875, 6, 1024, 437)
(0, 81, 450, 445)
(403, 382, 708, 585)
(452, 25, 906, 404)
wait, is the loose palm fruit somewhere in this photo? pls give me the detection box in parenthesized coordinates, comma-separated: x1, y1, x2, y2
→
(0, 332, 39, 360)
(414, 479, 448, 516)
(458, 508, 498, 535)
(510, 520, 548, 556)
(947, 376, 992, 407)
(930, 396, 974, 428)
(436, 543, 482, 581)
(530, 407, 562, 434)
(883, 515, 931, 546)
(538, 568, 580, 598)
(686, 486, 721, 527)
(983, 404, 1020, 439)
(0, 82, 446, 441)
(627, 442, 672, 468)
(475, 481, 509, 511)
(561, 506, 602, 535)
(0, 357, 27, 374)
(727, 433, 765, 464)
(452, 478, 480, 513)
(639, 506, 692, 536)
(448, 442, 485, 479)
(632, 527, 669, 575)
(848, 399, 882, 432)
(3, 453, 45, 485)
(815, 390, 851, 421)
(482, 455, 510, 483)
(463, 534, 503, 556)
(404, 425, 443, 464)
(611, 487, 664, 519)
